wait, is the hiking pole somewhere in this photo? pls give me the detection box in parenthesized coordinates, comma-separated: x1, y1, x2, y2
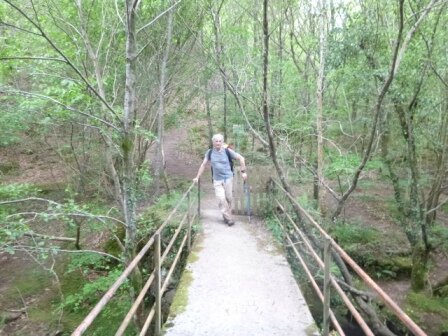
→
(243, 180, 251, 222)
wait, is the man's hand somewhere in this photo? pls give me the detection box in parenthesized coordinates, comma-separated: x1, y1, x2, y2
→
(241, 172, 248, 181)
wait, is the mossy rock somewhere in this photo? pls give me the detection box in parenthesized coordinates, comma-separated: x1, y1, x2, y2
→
(347, 250, 412, 279)
(104, 225, 125, 259)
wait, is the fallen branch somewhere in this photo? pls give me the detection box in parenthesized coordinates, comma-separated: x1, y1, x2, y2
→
(12, 245, 123, 263)
(23, 232, 76, 242)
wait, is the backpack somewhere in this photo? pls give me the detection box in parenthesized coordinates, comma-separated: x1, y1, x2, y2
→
(207, 148, 234, 180)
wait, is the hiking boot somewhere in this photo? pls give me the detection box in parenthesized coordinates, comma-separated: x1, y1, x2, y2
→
(227, 220, 235, 227)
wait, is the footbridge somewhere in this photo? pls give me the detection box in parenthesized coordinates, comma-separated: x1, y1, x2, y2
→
(72, 173, 427, 336)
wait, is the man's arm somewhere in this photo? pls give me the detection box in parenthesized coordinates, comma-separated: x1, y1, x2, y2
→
(236, 154, 248, 181)
(193, 157, 209, 183)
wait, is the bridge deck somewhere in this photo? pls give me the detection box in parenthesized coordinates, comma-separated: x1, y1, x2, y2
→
(163, 195, 317, 336)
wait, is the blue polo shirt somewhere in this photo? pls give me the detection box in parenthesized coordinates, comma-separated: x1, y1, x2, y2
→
(205, 148, 238, 181)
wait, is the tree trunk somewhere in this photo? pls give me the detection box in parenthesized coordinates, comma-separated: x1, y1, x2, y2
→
(205, 80, 214, 147)
(155, 3, 174, 195)
(316, 0, 327, 214)
(123, 0, 138, 265)
(411, 243, 429, 292)
(123, 0, 143, 328)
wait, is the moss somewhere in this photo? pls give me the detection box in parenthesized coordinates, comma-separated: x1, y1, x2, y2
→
(104, 225, 125, 258)
(404, 292, 448, 335)
(187, 250, 200, 263)
(410, 244, 429, 291)
(161, 229, 202, 333)
(2, 268, 49, 302)
(305, 322, 320, 336)
(165, 268, 193, 317)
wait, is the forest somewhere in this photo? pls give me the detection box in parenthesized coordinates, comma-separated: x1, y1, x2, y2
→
(1, 0, 447, 335)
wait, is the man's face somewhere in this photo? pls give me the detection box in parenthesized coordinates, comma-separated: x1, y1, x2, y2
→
(213, 138, 223, 150)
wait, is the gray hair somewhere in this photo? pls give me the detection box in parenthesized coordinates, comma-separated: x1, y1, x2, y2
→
(212, 133, 224, 141)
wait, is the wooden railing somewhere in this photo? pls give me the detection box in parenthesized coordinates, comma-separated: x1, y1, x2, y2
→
(269, 178, 427, 336)
(72, 182, 200, 336)
(72, 175, 427, 336)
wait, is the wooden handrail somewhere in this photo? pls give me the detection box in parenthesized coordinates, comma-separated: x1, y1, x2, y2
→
(72, 182, 199, 336)
(271, 178, 427, 336)
(274, 215, 346, 336)
(275, 200, 374, 336)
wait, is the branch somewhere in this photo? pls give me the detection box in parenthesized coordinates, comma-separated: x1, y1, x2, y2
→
(2, 1, 121, 123)
(1, 197, 126, 227)
(426, 196, 448, 215)
(332, 0, 435, 219)
(0, 20, 41, 36)
(0, 89, 120, 131)
(0, 56, 66, 63)
(23, 232, 76, 242)
(13, 245, 123, 262)
(217, 67, 269, 147)
(393, 0, 440, 76)
(282, 140, 340, 200)
(336, 278, 374, 301)
(137, 0, 182, 34)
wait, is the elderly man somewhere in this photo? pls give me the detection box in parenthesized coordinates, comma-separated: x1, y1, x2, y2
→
(193, 134, 247, 226)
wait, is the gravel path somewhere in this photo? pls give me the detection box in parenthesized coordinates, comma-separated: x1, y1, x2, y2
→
(163, 191, 317, 336)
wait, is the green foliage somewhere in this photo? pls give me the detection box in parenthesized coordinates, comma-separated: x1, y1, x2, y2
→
(428, 223, 448, 251)
(0, 184, 42, 251)
(62, 268, 124, 312)
(264, 216, 283, 242)
(329, 221, 379, 246)
(138, 191, 185, 239)
(60, 266, 136, 335)
(405, 292, 448, 332)
(135, 160, 153, 200)
(0, 183, 41, 200)
(325, 154, 383, 179)
(0, 98, 34, 146)
(186, 125, 209, 156)
(66, 253, 110, 274)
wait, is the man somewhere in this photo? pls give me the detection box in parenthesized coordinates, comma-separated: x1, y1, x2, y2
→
(193, 134, 248, 226)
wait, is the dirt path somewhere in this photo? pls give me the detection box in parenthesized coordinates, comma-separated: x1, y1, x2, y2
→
(162, 127, 199, 180)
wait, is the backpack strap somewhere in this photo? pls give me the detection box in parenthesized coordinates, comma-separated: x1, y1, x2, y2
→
(225, 148, 234, 174)
(207, 148, 212, 161)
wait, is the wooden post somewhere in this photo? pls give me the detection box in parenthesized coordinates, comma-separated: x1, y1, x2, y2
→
(154, 233, 161, 335)
(197, 178, 201, 218)
(187, 192, 192, 251)
(323, 237, 331, 336)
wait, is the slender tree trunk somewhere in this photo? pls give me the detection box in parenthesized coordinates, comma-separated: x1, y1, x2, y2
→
(223, 78, 228, 140)
(123, 0, 143, 328)
(123, 0, 138, 266)
(205, 80, 214, 147)
(155, 3, 174, 195)
(316, 0, 327, 213)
